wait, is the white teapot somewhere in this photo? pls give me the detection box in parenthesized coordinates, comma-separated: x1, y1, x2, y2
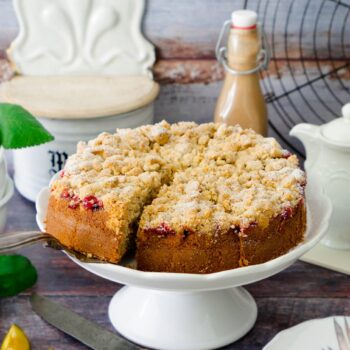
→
(290, 103, 350, 250)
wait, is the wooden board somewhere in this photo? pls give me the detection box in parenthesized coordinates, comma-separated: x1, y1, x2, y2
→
(1, 0, 349, 60)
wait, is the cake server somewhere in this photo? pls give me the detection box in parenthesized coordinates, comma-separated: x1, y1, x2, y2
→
(30, 293, 139, 350)
(0, 230, 104, 263)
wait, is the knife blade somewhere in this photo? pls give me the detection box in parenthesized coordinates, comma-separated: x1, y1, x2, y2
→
(30, 293, 139, 350)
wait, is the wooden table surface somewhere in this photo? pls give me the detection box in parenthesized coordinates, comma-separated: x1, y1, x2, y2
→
(1, 183, 350, 350)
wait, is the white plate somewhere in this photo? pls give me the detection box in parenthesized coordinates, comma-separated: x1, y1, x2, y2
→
(264, 316, 350, 350)
(36, 178, 332, 350)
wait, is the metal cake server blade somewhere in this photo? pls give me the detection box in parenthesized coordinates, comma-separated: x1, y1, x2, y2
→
(0, 230, 136, 267)
(0, 230, 104, 263)
(30, 293, 139, 350)
(43, 238, 106, 263)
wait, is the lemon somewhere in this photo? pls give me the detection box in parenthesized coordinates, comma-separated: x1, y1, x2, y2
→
(0, 324, 30, 350)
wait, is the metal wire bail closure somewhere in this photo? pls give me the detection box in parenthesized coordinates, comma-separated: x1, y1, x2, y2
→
(215, 20, 270, 76)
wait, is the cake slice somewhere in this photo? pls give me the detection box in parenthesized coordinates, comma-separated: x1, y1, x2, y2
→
(137, 165, 242, 273)
(46, 172, 161, 262)
(46, 127, 165, 262)
(137, 127, 306, 273)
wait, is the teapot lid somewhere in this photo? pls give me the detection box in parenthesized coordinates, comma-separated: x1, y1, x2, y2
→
(321, 103, 350, 147)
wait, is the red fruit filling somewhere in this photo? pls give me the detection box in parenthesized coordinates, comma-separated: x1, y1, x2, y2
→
(61, 189, 72, 199)
(60, 171, 65, 178)
(145, 223, 175, 236)
(240, 222, 257, 236)
(82, 195, 104, 211)
(281, 150, 292, 159)
(281, 207, 293, 220)
(61, 189, 81, 209)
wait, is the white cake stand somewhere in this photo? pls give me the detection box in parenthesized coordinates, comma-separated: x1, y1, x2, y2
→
(36, 181, 331, 350)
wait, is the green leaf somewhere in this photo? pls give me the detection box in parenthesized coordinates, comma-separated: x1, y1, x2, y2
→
(0, 103, 54, 149)
(0, 255, 38, 297)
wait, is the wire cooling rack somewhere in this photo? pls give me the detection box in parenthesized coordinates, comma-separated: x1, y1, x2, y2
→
(242, 0, 350, 156)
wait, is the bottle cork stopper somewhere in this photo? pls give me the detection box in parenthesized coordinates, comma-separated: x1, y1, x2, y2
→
(231, 10, 258, 28)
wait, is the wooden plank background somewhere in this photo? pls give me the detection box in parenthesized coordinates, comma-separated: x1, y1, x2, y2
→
(0, 0, 349, 151)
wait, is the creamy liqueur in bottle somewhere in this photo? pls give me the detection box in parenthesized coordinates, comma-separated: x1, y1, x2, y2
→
(214, 10, 268, 136)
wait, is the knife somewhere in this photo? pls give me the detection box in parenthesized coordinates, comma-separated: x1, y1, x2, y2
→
(30, 293, 139, 350)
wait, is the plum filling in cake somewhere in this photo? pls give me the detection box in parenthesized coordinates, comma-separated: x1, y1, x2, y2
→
(60, 189, 104, 211)
(60, 189, 81, 209)
(60, 189, 72, 199)
(46, 121, 306, 272)
(82, 195, 104, 211)
(143, 223, 176, 237)
(281, 207, 293, 220)
(281, 149, 292, 159)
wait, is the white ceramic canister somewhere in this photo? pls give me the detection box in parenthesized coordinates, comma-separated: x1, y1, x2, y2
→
(0, 147, 7, 199)
(1, 76, 159, 202)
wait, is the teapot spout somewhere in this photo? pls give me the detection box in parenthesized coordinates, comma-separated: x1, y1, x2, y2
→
(290, 123, 320, 168)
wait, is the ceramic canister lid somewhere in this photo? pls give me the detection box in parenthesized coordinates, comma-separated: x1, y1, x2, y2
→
(321, 103, 350, 147)
(0, 76, 159, 119)
(231, 10, 257, 28)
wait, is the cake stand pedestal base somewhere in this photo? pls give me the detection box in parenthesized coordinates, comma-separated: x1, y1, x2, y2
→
(108, 286, 257, 350)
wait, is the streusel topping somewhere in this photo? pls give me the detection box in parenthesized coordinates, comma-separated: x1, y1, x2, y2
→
(51, 121, 305, 235)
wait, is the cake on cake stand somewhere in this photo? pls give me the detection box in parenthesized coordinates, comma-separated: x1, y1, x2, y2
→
(36, 179, 331, 350)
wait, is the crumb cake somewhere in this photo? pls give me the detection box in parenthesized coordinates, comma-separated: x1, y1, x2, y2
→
(46, 121, 306, 273)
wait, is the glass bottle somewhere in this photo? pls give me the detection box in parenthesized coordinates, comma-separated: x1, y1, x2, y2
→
(214, 10, 268, 136)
